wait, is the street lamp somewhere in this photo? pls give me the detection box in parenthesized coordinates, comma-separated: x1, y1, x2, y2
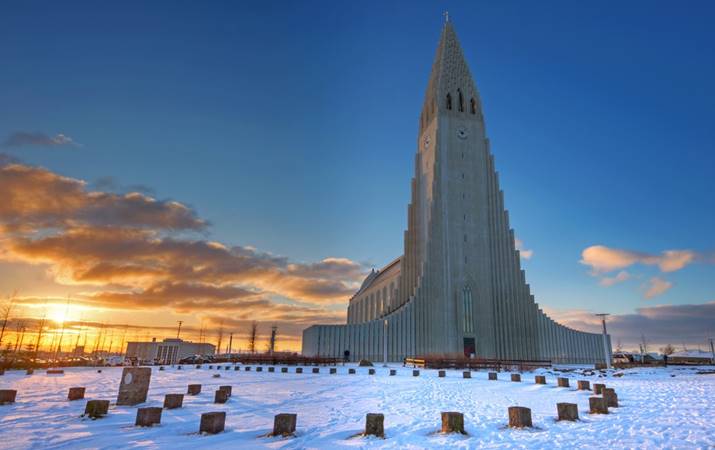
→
(595, 314, 611, 369)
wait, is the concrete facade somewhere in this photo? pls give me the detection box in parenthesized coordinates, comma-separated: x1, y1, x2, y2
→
(125, 338, 215, 364)
(302, 22, 611, 365)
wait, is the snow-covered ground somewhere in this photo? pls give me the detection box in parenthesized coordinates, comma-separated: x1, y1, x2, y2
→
(1, 364, 714, 449)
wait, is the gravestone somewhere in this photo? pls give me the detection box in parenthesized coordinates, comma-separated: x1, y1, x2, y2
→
(488, 372, 498, 381)
(196, 365, 201, 369)
(272, 413, 297, 436)
(557, 402, 579, 421)
(96, 369, 102, 373)
(26, 368, 34, 375)
(219, 385, 232, 397)
(159, 366, 164, 371)
(0, 390, 17, 405)
(389, 369, 396, 376)
(135, 407, 162, 427)
(312, 368, 320, 374)
(296, 368, 303, 374)
(463, 371, 471, 379)
(200, 412, 226, 434)
(535, 375, 546, 384)
(245, 366, 251, 371)
(268, 367, 275, 373)
(603, 388, 619, 407)
(214, 389, 229, 404)
(187, 384, 201, 395)
(508, 406, 532, 428)
(281, 367, 288, 373)
(589, 396, 608, 414)
(593, 383, 605, 395)
(225, 366, 230, 371)
(208, 365, 213, 369)
(47, 369, 64, 374)
(0, 369, 4, 376)
(235, 366, 240, 371)
(116, 367, 151, 406)
(213, 374, 221, 378)
(364, 413, 385, 438)
(68, 387, 85, 401)
(349, 368, 356, 374)
(330, 368, 337, 374)
(177, 365, 182, 370)
(557, 377, 570, 388)
(511, 373, 521, 382)
(440, 411, 465, 434)
(256, 367, 263, 372)
(368, 368, 375, 375)
(438, 370, 446, 378)
(84, 400, 109, 418)
(164, 393, 183, 409)
(412, 370, 420, 377)
(577, 380, 590, 391)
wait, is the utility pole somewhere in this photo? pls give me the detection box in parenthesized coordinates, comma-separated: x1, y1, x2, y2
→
(709, 338, 715, 364)
(176, 321, 183, 339)
(269, 326, 277, 354)
(228, 332, 233, 355)
(595, 313, 611, 369)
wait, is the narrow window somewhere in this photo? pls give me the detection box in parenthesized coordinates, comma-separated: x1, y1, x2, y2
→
(446, 93, 452, 110)
(470, 98, 477, 114)
(463, 286, 474, 333)
(458, 89, 464, 112)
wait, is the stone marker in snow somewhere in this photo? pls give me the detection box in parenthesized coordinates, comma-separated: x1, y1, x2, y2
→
(389, 369, 396, 376)
(511, 373, 521, 382)
(589, 396, 608, 414)
(535, 375, 546, 384)
(245, 366, 252, 371)
(557, 377, 570, 388)
(196, 365, 201, 369)
(313, 368, 320, 374)
(463, 371, 471, 379)
(47, 369, 64, 374)
(349, 368, 356, 374)
(214, 389, 229, 404)
(438, 370, 446, 378)
(83, 400, 109, 418)
(0, 390, 17, 405)
(187, 384, 201, 395)
(256, 367, 263, 372)
(413, 370, 420, 377)
(330, 368, 337, 374)
(577, 380, 590, 391)
(272, 413, 297, 437)
(96, 369, 101, 373)
(488, 372, 497, 381)
(296, 368, 303, 374)
(235, 366, 240, 371)
(593, 383, 605, 395)
(365, 413, 385, 438)
(508, 406, 532, 428)
(226, 366, 231, 371)
(281, 367, 288, 373)
(208, 365, 213, 369)
(440, 412, 465, 434)
(213, 374, 221, 378)
(177, 365, 182, 370)
(116, 367, 151, 406)
(557, 402, 579, 421)
(26, 368, 34, 375)
(135, 407, 162, 427)
(0, 368, 4, 375)
(68, 387, 85, 401)
(163, 393, 183, 409)
(219, 385, 232, 397)
(269, 367, 275, 372)
(159, 366, 164, 371)
(603, 388, 619, 407)
(369, 368, 375, 375)
(200, 412, 225, 434)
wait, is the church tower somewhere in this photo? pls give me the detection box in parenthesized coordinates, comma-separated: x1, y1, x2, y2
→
(302, 20, 611, 365)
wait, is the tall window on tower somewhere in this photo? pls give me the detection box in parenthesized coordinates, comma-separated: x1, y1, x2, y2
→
(470, 98, 477, 114)
(446, 93, 452, 110)
(458, 89, 464, 112)
(462, 286, 474, 333)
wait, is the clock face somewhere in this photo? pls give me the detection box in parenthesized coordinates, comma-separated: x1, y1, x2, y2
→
(457, 127, 468, 140)
(423, 135, 431, 149)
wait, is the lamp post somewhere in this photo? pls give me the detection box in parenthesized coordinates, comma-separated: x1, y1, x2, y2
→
(709, 337, 714, 364)
(596, 314, 611, 369)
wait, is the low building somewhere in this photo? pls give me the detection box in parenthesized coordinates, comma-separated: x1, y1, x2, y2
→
(125, 338, 215, 364)
(669, 350, 714, 365)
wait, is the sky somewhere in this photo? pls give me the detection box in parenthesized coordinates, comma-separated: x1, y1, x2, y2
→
(1, 1, 714, 353)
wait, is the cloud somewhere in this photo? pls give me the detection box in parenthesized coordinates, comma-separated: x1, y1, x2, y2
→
(581, 245, 697, 274)
(644, 277, 673, 299)
(599, 270, 631, 287)
(514, 238, 533, 260)
(2, 131, 80, 148)
(544, 301, 715, 350)
(0, 163, 206, 232)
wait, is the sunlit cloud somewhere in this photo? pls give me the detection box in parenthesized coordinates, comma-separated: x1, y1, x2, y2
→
(599, 270, 631, 287)
(2, 131, 80, 148)
(580, 245, 697, 274)
(514, 237, 533, 260)
(643, 277, 673, 299)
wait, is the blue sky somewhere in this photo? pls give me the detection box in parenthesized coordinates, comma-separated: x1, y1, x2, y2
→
(1, 1, 714, 348)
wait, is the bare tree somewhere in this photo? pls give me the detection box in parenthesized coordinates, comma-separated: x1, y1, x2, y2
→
(216, 321, 224, 355)
(269, 326, 277, 354)
(660, 344, 675, 356)
(248, 321, 258, 354)
(0, 292, 16, 348)
(615, 339, 623, 353)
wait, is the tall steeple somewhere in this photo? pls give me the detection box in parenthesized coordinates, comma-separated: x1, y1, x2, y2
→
(420, 22, 484, 134)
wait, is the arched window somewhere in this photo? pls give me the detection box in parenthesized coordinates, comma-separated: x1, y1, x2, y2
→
(462, 286, 474, 334)
(446, 93, 452, 110)
(470, 98, 477, 114)
(458, 89, 464, 112)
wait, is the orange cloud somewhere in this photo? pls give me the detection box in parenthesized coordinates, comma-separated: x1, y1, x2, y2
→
(581, 245, 696, 274)
(644, 277, 673, 299)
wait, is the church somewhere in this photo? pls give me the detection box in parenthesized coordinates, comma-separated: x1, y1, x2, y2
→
(302, 21, 611, 365)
